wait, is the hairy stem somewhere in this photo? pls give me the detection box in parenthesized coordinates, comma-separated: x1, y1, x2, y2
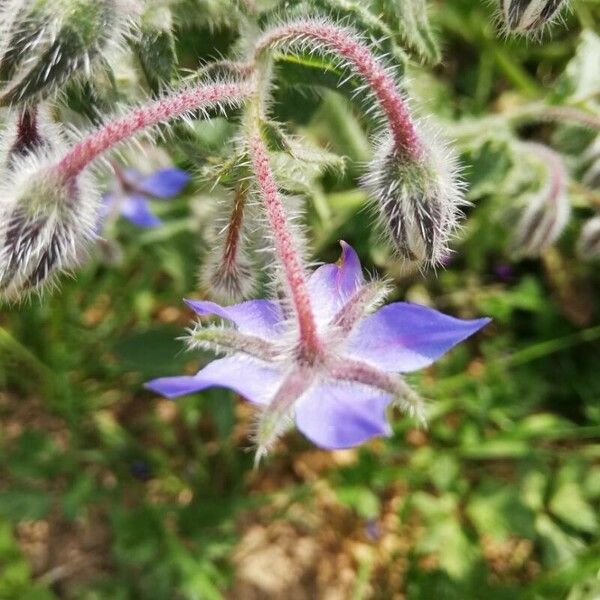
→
(55, 80, 253, 180)
(254, 19, 421, 157)
(247, 130, 321, 355)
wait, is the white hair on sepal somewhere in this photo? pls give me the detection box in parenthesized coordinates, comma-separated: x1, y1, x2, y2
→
(0, 104, 58, 170)
(0, 0, 143, 107)
(250, 398, 295, 467)
(494, 0, 571, 38)
(577, 216, 600, 260)
(0, 142, 100, 302)
(362, 117, 467, 268)
(509, 141, 571, 258)
(199, 186, 261, 302)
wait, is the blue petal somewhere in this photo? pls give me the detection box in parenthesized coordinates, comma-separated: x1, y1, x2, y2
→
(137, 168, 190, 198)
(146, 356, 283, 403)
(120, 195, 162, 227)
(295, 382, 392, 449)
(184, 298, 283, 340)
(95, 194, 116, 232)
(307, 241, 364, 325)
(345, 302, 491, 373)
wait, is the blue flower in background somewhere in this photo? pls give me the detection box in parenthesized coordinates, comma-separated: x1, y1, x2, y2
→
(146, 243, 490, 458)
(102, 167, 190, 228)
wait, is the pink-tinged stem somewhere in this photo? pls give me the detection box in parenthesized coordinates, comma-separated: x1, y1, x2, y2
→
(255, 20, 421, 157)
(55, 81, 253, 180)
(248, 133, 321, 355)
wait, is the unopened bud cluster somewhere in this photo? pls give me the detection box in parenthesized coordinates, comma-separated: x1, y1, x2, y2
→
(0, 0, 140, 106)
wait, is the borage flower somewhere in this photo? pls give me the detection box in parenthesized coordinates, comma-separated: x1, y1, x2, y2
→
(101, 166, 190, 229)
(147, 242, 489, 460)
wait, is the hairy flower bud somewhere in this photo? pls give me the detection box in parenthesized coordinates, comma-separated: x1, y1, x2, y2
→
(501, 0, 568, 33)
(577, 216, 600, 260)
(0, 129, 99, 300)
(1, 106, 47, 170)
(510, 143, 570, 258)
(363, 131, 464, 266)
(200, 186, 259, 302)
(0, 0, 141, 106)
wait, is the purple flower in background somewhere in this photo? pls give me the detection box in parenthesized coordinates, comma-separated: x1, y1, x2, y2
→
(146, 243, 489, 459)
(494, 263, 514, 282)
(101, 166, 190, 228)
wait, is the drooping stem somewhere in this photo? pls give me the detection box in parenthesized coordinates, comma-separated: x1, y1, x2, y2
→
(511, 104, 600, 131)
(254, 19, 422, 158)
(247, 130, 321, 355)
(55, 81, 253, 180)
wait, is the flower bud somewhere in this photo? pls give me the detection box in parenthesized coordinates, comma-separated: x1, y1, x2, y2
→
(0, 136, 99, 300)
(577, 216, 600, 260)
(502, 0, 568, 33)
(363, 132, 464, 266)
(510, 143, 570, 258)
(200, 187, 259, 302)
(0, 106, 55, 172)
(0, 0, 141, 106)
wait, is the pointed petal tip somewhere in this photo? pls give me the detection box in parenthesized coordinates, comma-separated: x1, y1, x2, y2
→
(346, 303, 491, 373)
(338, 240, 360, 270)
(144, 376, 200, 399)
(470, 316, 492, 333)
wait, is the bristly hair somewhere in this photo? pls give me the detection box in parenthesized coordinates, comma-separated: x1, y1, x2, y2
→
(362, 121, 467, 268)
(577, 216, 600, 260)
(248, 14, 405, 139)
(200, 185, 260, 302)
(0, 125, 100, 301)
(510, 141, 571, 258)
(247, 14, 465, 267)
(493, 0, 571, 39)
(0, 0, 142, 106)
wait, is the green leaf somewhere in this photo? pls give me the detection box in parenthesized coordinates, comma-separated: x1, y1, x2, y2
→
(536, 514, 586, 568)
(134, 6, 177, 94)
(412, 492, 478, 579)
(549, 482, 598, 535)
(0, 488, 52, 522)
(375, 0, 441, 64)
(467, 481, 536, 541)
(337, 486, 380, 519)
(555, 29, 600, 102)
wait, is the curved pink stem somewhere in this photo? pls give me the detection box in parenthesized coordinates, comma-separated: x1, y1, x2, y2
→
(248, 133, 321, 356)
(255, 20, 421, 157)
(56, 81, 252, 180)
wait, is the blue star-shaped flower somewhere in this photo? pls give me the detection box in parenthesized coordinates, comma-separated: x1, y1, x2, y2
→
(147, 243, 490, 456)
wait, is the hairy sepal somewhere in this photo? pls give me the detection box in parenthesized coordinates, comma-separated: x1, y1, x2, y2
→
(200, 190, 260, 303)
(186, 323, 278, 360)
(577, 216, 600, 260)
(363, 130, 465, 267)
(510, 143, 570, 258)
(501, 0, 569, 34)
(0, 0, 141, 106)
(0, 145, 99, 301)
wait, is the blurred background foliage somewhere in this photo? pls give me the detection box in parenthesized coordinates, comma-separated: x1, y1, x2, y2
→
(1, 0, 600, 598)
